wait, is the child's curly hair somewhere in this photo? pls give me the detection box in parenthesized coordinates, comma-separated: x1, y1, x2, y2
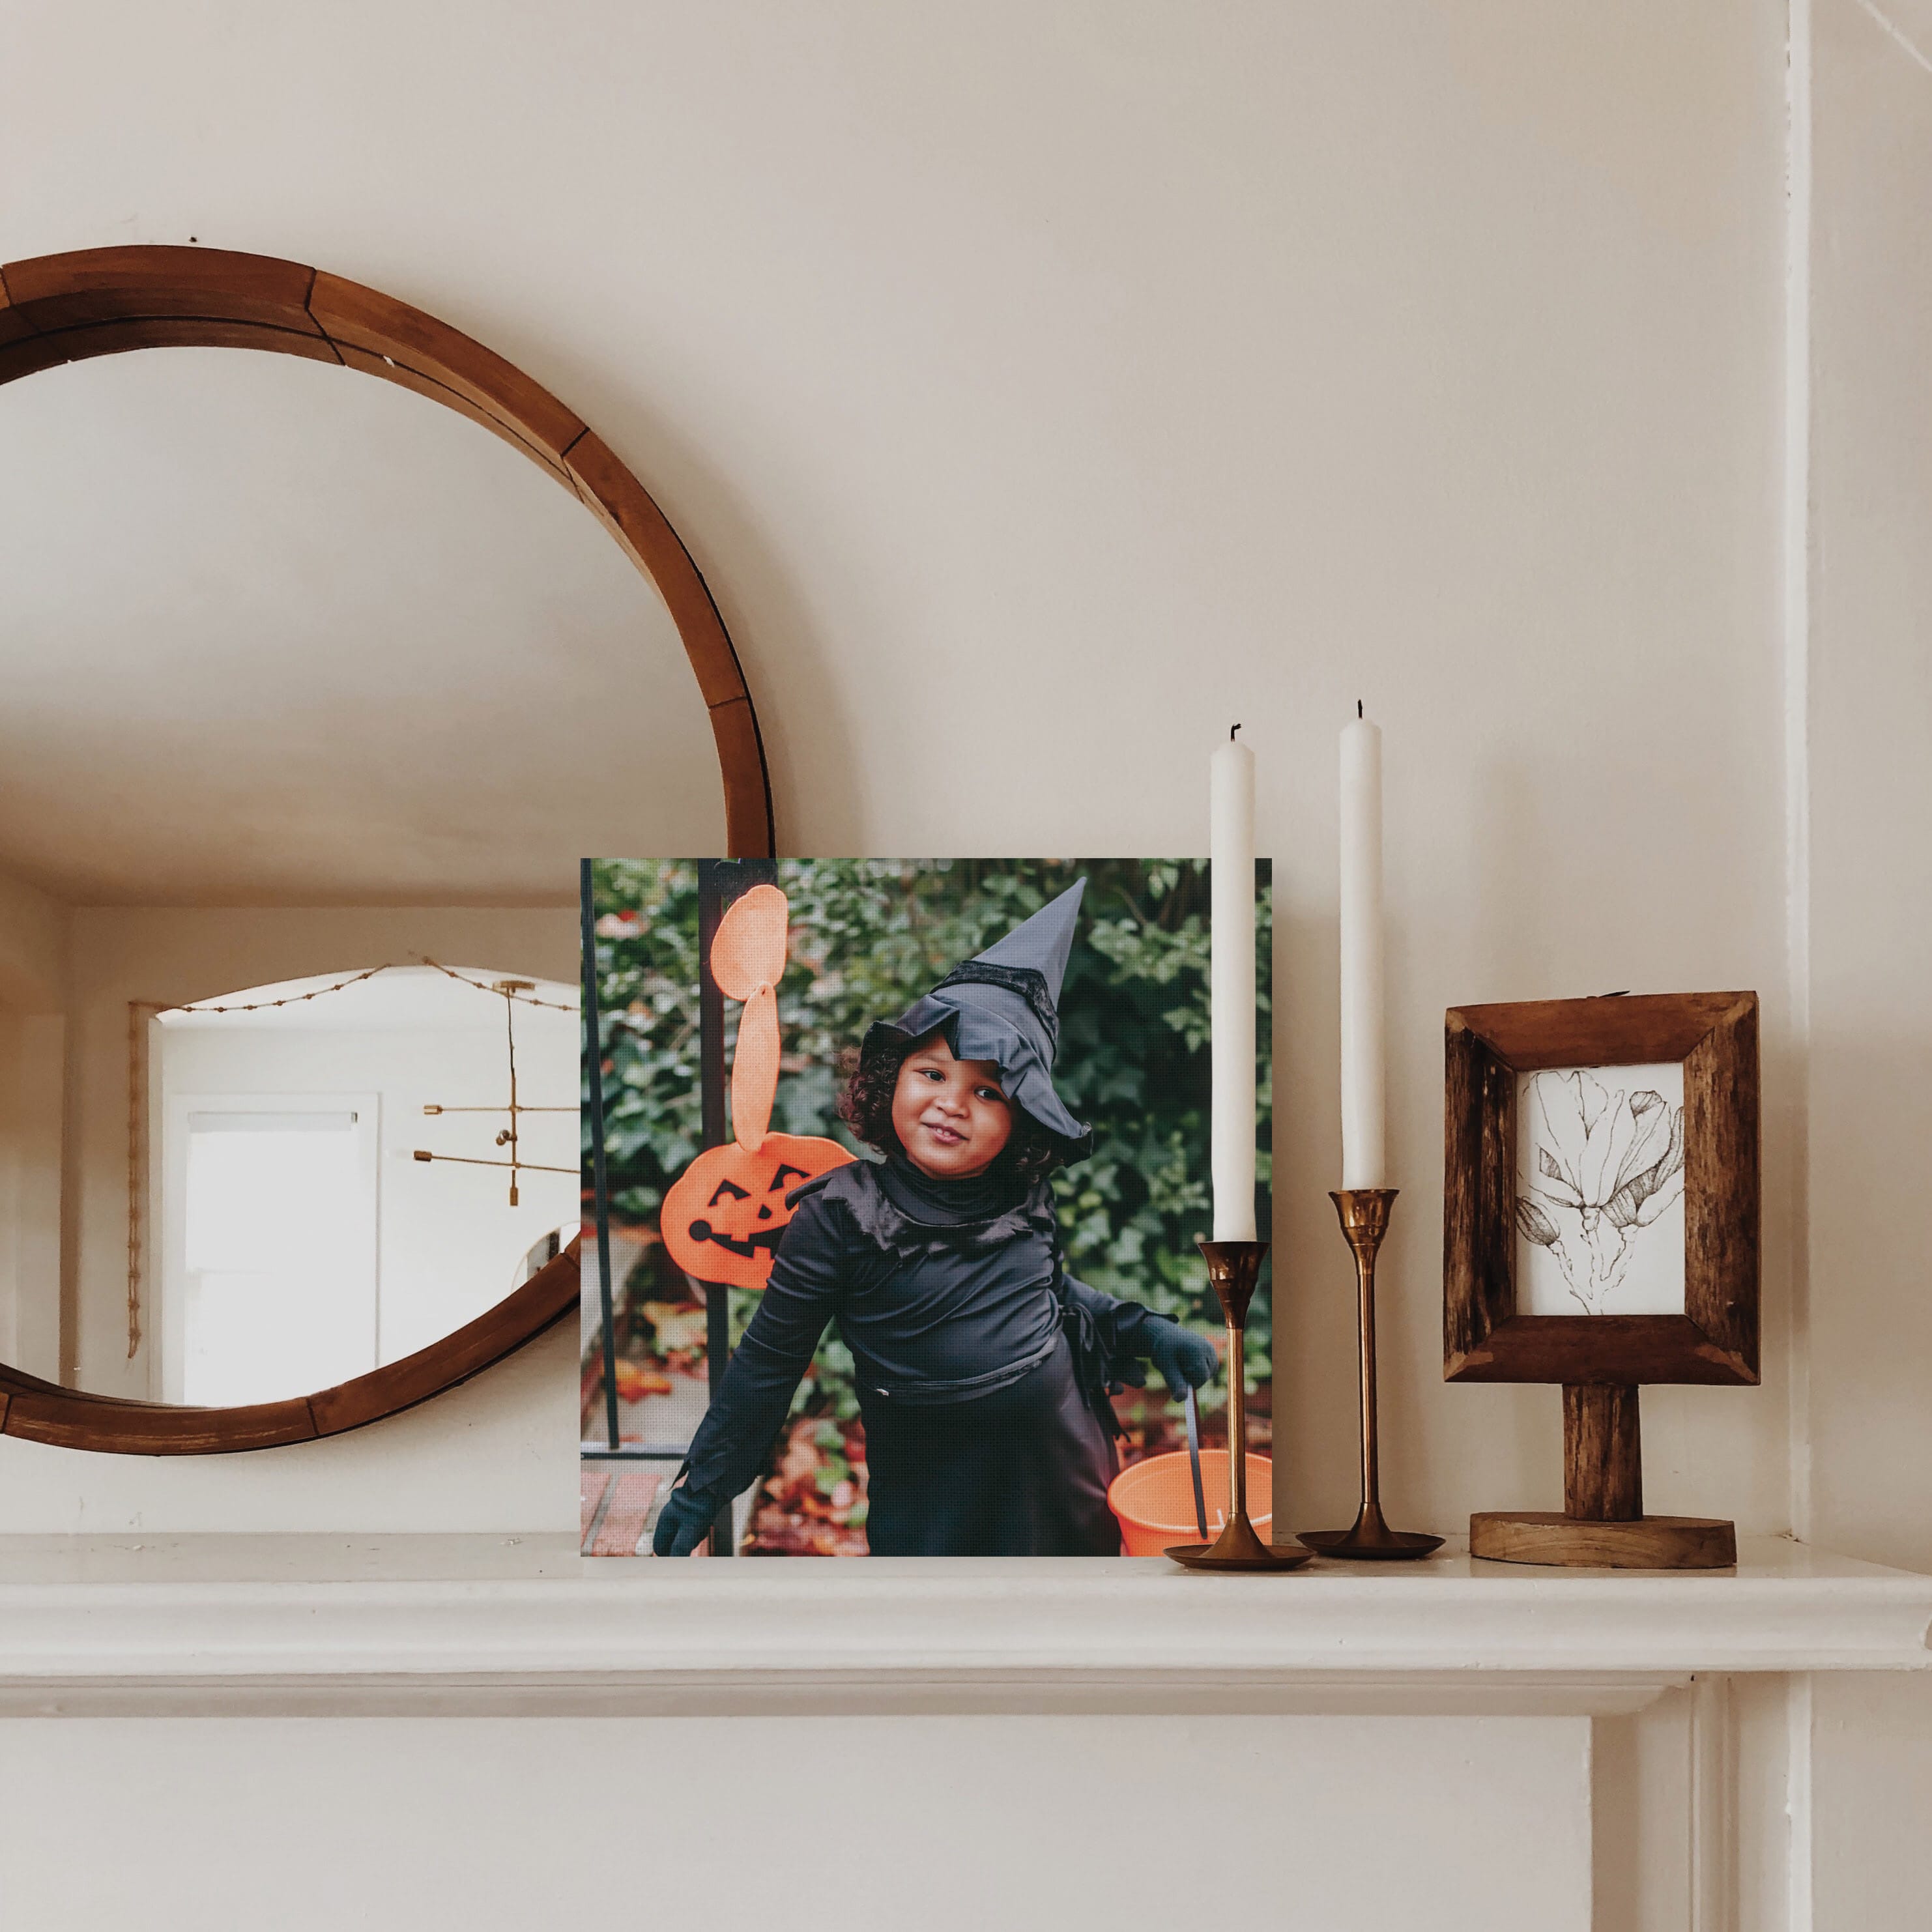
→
(836, 1032, 1063, 1185)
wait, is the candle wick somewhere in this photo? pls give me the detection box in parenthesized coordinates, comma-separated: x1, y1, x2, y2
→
(1357, 699, 1363, 719)
(1229, 723, 1241, 741)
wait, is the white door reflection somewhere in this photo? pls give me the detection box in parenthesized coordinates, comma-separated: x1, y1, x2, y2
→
(154, 966, 577, 1406)
(169, 1101, 379, 1406)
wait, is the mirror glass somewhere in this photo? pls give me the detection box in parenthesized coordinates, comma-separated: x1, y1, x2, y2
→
(152, 966, 579, 1406)
(0, 345, 721, 1404)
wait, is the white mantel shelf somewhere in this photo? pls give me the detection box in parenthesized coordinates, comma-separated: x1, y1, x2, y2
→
(0, 1534, 1925, 1717)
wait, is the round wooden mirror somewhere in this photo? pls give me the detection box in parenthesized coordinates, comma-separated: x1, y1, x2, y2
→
(0, 244, 772, 1453)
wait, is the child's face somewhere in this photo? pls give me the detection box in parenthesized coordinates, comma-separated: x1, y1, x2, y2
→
(891, 1034, 1014, 1179)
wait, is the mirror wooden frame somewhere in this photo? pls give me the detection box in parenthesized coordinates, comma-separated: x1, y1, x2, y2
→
(0, 243, 775, 1454)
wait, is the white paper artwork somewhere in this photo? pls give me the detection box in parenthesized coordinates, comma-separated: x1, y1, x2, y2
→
(1514, 1063, 1687, 1316)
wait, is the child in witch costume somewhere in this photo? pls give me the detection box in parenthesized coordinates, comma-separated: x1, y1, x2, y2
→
(653, 879, 1219, 1558)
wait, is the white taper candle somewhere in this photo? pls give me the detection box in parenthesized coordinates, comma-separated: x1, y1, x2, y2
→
(1211, 727, 1258, 1241)
(1339, 704, 1388, 1189)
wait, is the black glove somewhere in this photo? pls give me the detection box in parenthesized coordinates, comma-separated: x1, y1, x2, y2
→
(652, 1481, 721, 1557)
(1145, 1319, 1219, 1399)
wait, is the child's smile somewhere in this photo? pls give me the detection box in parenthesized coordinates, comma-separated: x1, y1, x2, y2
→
(890, 1034, 1015, 1179)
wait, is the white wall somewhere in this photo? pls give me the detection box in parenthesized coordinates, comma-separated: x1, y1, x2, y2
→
(0, 1714, 1591, 1932)
(1801, 1, 1932, 1920)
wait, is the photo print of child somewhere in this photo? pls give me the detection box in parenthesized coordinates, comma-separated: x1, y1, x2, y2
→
(582, 859, 1271, 1558)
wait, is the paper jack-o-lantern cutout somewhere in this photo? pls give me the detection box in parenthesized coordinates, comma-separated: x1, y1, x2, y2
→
(662, 1135, 853, 1291)
(710, 883, 786, 1155)
(661, 884, 852, 1290)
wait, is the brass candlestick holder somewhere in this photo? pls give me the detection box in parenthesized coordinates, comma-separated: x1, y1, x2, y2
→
(1296, 1189, 1443, 1561)
(1164, 1239, 1312, 1573)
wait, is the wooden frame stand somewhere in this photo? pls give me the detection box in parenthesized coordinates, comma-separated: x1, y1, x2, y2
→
(1445, 992, 1759, 1569)
(1469, 1383, 1737, 1569)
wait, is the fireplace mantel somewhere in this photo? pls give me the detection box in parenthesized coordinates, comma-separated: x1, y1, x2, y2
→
(0, 1534, 1925, 1718)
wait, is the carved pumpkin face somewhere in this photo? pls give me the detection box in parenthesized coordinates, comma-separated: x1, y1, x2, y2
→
(660, 1132, 855, 1291)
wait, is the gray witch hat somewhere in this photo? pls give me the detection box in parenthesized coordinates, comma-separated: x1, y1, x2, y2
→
(861, 878, 1093, 1163)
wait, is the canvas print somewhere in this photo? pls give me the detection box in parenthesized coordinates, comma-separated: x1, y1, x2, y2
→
(582, 858, 1272, 1557)
(1514, 1061, 1687, 1317)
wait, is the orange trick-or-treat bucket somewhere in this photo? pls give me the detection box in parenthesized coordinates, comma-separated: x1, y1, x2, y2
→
(1107, 1449, 1274, 1555)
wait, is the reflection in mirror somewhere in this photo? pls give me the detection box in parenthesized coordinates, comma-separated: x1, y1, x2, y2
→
(516, 1222, 583, 1293)
(154, 968, 577, 1406)
(0, 343, 723, 1410)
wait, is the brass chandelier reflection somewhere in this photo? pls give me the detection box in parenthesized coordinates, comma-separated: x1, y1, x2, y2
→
(411, 976, 575, 1206)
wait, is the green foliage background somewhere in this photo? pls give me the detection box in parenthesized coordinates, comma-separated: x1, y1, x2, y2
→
(585, 858, 1272, 1414)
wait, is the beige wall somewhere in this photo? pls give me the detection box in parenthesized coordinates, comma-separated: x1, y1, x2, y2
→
(1, 2, 1792, 1546)
(0, 868, 64, 1016)
(0, 866, 65, 1382)
(1807, 0, 1932, 1583)
(0, 1013, 63, 1381)
(1804, 2, 1932, 1922)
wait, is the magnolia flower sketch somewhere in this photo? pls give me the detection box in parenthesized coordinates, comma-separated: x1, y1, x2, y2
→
(1515, 1070, 1686, 1315)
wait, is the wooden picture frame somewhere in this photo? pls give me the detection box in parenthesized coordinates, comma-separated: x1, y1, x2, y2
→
(1443, 991, 1760, 1567)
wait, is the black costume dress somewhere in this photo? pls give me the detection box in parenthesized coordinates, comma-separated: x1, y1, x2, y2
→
(678, 1154, 1164, 1556)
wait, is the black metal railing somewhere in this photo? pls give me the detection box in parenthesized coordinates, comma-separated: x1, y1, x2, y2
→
(579, 858, 777, 1561)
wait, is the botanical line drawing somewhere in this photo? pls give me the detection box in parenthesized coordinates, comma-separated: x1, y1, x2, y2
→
(1514, 1069, 1686, 1316)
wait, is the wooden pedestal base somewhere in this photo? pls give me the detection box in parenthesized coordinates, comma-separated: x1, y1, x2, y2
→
(1469, 1384, 1738, 1568)
(1469, 1510, 1738, 1570)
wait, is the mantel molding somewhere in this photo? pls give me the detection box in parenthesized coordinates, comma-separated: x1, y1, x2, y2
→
(0, 1535, 1925, 1717)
